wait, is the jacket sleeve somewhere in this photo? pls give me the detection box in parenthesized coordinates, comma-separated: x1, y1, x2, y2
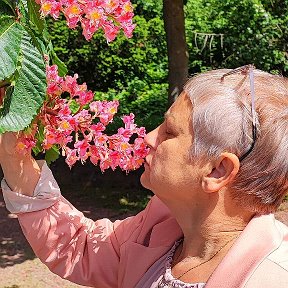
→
(18, 196, 149, 288)
(2, 161, 151, 287)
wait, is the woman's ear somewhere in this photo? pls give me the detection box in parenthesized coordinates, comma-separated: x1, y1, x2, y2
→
(202, 153, 240, 193)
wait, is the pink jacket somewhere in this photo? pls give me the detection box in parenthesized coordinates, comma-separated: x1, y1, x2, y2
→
(16, 195, 288, 288)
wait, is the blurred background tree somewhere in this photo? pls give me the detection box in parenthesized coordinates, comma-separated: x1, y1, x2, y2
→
(163, 0, 189, 106)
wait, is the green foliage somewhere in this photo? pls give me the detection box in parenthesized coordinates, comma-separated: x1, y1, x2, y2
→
(27, 0, 45, 33)
(45, 145, 60, 165)
(185, 0, 288, 75)
(0, 0, 71, 133)
(133, 0, 163, 19)
(0, 0, 70, 134)
(94, 80, 168, 132)
(0, 0, 17, 16)
(0, 16, 23, 81)
(48, 15, 167, 90)
(0, 13, 47, 133)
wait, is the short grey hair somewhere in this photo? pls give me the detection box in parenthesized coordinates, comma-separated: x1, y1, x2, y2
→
(184, 69, 288, 214)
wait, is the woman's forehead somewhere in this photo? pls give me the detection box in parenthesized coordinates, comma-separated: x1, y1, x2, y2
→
(164, 93, 193, 135)
(167, 92, 192, 117)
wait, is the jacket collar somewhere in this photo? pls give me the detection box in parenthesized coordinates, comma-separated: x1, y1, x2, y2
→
(205, 214, 283, 288)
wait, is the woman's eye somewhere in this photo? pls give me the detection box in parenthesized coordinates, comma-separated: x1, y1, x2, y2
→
(165, 121, 174, 137)
(166, 130, 173, 137)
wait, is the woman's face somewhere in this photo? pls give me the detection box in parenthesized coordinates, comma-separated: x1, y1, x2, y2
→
(141, 92, 201, 200)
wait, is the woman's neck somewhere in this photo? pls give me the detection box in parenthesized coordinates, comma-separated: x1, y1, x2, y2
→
(162, 193, 253, 260)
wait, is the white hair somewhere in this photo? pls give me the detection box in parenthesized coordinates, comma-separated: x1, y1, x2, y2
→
(184, 69, 288, 214)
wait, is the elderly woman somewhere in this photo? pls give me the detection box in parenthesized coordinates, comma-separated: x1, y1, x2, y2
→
(1, 66, 288, 288)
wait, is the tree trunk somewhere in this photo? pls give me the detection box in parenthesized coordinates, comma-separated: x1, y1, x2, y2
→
(163, 0, 189, 106)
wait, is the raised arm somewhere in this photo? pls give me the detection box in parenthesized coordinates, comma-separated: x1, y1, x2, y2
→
(0, 132, 147, 287)
(0, 132, 41, 196)
(0, 88, 40, 196)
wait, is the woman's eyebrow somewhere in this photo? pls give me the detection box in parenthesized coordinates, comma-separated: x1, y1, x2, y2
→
(164, 112, 176, 121)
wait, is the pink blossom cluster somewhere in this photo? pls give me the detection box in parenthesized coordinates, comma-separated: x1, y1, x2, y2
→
(17, 65, 149, 172)
(36, 0, 136, 41)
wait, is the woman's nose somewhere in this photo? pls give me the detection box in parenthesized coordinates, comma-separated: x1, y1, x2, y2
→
(144, 126, 160, 150)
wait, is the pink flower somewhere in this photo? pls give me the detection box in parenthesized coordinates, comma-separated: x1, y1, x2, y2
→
(85, 6, 105, 22)
(122, 23, 136, 38)
(94, 133, 108, 146)
(58, 104, 72, 117)
(103, 0, 120, 12)
(90, 123, 106, 135)
(66, 16, 81, 29)
(43, 127, 59, 149)
(74, 139, 90, 160)
(99, 153, 112, 172)
(133, 137, 150, 158)
(64, 2, 82, 17)
(65, 147, 79, 168)
(117, 127, 133, 141)
(102, 21, 120, 42)
(136, 126, 146, 137)
(62, 74, 79, 95)
(74, 109, 92, 129)
(40, 0, 61, 19)
(36, 64, 149, 171)
(81, 18, 100, 40)
(46, 65, 64, 96)
(89, 101, 102, 113)
(77, 90, 94, 105)
(92, 100, 119, 125)
(16, 137, 36, 154)
(58, 119, 74, 133)
(122, 113, 135, 129)
(109, 150, 120, 170)
(89, 145, 100, 165)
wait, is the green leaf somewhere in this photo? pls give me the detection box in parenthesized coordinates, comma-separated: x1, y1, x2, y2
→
(50, 49, 68, 76)
(47, 41, 68, 76)
(69, 99, 80, 113)
(45, 145, 60, 165)
(27, 0, 44, 33)
(0, 16, 23, 81)
(0, 30, 47, 133)
(0, 0, 16, 14)
(32, 123, 44, 155)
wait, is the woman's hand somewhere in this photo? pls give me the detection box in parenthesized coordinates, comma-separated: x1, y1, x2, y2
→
(0, 87, 41, 196)
(0, 132, 41, 196)
(0, 132, 20, 160)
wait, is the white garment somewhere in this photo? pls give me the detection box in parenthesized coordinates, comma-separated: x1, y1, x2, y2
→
(1, 161, 61, 213)
(136, 239, 206, 288)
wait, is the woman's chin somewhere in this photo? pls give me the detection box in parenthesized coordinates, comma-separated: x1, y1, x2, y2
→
(140, 168, 151, 190)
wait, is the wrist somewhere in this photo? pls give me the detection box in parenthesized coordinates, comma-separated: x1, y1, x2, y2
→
(0, 153, 34, 169)
(1, 155, 41, 196)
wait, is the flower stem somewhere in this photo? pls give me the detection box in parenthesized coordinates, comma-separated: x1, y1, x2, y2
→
(0, 80, 10, 88)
